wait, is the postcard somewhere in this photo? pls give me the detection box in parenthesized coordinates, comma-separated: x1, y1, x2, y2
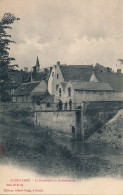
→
(0, 0, 123, 194)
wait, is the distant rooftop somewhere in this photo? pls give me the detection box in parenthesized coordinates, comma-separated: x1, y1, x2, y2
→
(69, 81, 114, 91)
(13, 81, 40, 96)
(59, 65, 93, 82)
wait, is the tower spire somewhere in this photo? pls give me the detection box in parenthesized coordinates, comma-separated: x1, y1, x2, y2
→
(36, 56, 40, 72)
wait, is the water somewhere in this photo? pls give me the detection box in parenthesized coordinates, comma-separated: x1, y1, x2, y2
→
(53, 134, 123, 167)
(0, 121, 123, 178)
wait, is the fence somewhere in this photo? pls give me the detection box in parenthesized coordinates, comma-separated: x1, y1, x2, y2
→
(34, 103, 83, 111)
(0, 102, 83, 112)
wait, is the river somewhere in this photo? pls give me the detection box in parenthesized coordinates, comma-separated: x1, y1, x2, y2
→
(0, 122, 123, 178)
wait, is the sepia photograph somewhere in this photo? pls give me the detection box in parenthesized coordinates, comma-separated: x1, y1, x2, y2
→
(0, 0, 123, 194)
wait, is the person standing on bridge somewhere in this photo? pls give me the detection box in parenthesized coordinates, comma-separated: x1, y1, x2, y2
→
(69, 99, 72, 110)
(59, 99, 63, 111)
(57, 99, 60, 110)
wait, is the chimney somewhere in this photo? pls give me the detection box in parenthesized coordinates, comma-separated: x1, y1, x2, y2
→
(50, 67, 52, 73)
(57, 61, 60, 65)
(106, 67, 112, 72)
(24, 67, 28, 72)
(117, 69, 121, 74)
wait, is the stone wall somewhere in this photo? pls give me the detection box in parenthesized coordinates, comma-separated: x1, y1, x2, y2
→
(1, 101, 123, 140)
(33, 111, 76, 135)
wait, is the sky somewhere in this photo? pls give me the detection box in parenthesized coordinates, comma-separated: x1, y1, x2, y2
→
(0, 0, 123, 71)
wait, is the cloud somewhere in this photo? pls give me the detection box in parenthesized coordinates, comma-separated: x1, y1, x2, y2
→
(1, 0, 123, 70)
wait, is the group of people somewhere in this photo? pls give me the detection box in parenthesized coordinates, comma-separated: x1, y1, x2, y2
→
(57, 99, 72, 111)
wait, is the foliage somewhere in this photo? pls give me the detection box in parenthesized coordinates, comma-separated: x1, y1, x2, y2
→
(10, 107, 32, 118)
(0, 13, 20, 101)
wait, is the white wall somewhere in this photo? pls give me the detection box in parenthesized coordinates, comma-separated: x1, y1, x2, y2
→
(114, 92, 123, 100)
(90, 73, 98, 82)
(48, 65, 64, 95)
(74, 91, 117, 102)
(55, 84, 65, 102)
(33, 111, 75, 134)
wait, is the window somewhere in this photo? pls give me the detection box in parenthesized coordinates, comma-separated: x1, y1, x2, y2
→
(47, 102, 50, 107)
(68, 87, 71, 96)
(57, 74, 59, 79)
(52, 72, 54, 76)
(16, 96, 18, 102)
(36, 100, 40, 105)
(56, 84, 59, 91)
(59, 88, 61, 97)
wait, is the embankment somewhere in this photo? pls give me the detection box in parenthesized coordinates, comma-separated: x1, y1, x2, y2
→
(86, 109, 123, 148)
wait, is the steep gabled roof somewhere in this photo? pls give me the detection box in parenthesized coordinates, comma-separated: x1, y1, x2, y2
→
(32, 70, 50, 81)
(69, 81, 114, 91)
(9, 70, 31, 84)
(59, 65, 93, 82)
(41, 95, 55, 103)
(95, 71, 123, 92)
(25, 69, 50, 83)
(60, 82, 67, 90)
(13, 81, 40, 96)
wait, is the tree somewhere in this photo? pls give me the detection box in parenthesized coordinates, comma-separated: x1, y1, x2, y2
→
(0, 13, 20, 101)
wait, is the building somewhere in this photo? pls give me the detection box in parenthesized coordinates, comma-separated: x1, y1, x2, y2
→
(48, 61, 93, 95)
(55, 82, 67, 103)
(55, 81, 117, 109)
(32, 56, 40, 72)
(51, 62, 123, 102)
(12, 80, 48, 104)
(5, 69, 31, 95)
(93, 67, 123, 100)
(26, 57, 51, 85)
(39, 95, 55, 110)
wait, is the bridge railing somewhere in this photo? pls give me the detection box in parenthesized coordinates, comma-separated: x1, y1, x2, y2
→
(34, 103, 82, 111)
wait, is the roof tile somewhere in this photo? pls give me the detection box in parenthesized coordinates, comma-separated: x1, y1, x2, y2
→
(13, 82, 40, 96)
(69, 81, 114, 91)
(59, 65, 93, 82)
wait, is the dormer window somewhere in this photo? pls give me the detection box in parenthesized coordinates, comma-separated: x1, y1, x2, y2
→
(57, 74, 59, 79)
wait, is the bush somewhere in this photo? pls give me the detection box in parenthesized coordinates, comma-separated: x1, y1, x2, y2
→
(10, 107, 32, 118)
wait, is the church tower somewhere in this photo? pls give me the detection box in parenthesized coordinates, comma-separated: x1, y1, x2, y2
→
(35, 56, 40, 72)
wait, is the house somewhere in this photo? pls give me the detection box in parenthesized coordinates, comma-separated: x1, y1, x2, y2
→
(48, 61, 93, 95)
(55, 81, 116, 108)
(55, 82, 67, 103)
(93, 65, 123, 100)
(0, 69, 31, 96)
(12, 80, 48, 104)
(39, 95, 55, 110)
(0, 69, 31, 102)
(25, 57, 51, 85)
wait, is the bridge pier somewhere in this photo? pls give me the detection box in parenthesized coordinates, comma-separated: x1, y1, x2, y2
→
(75, 102, 84, 141)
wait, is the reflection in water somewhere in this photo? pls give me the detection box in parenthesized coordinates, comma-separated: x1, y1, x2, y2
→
(53, 134, 123, 164)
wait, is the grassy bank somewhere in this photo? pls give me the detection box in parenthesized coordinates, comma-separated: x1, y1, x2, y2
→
(0, 120, 123, 179)
(86, 109, 123, 149)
